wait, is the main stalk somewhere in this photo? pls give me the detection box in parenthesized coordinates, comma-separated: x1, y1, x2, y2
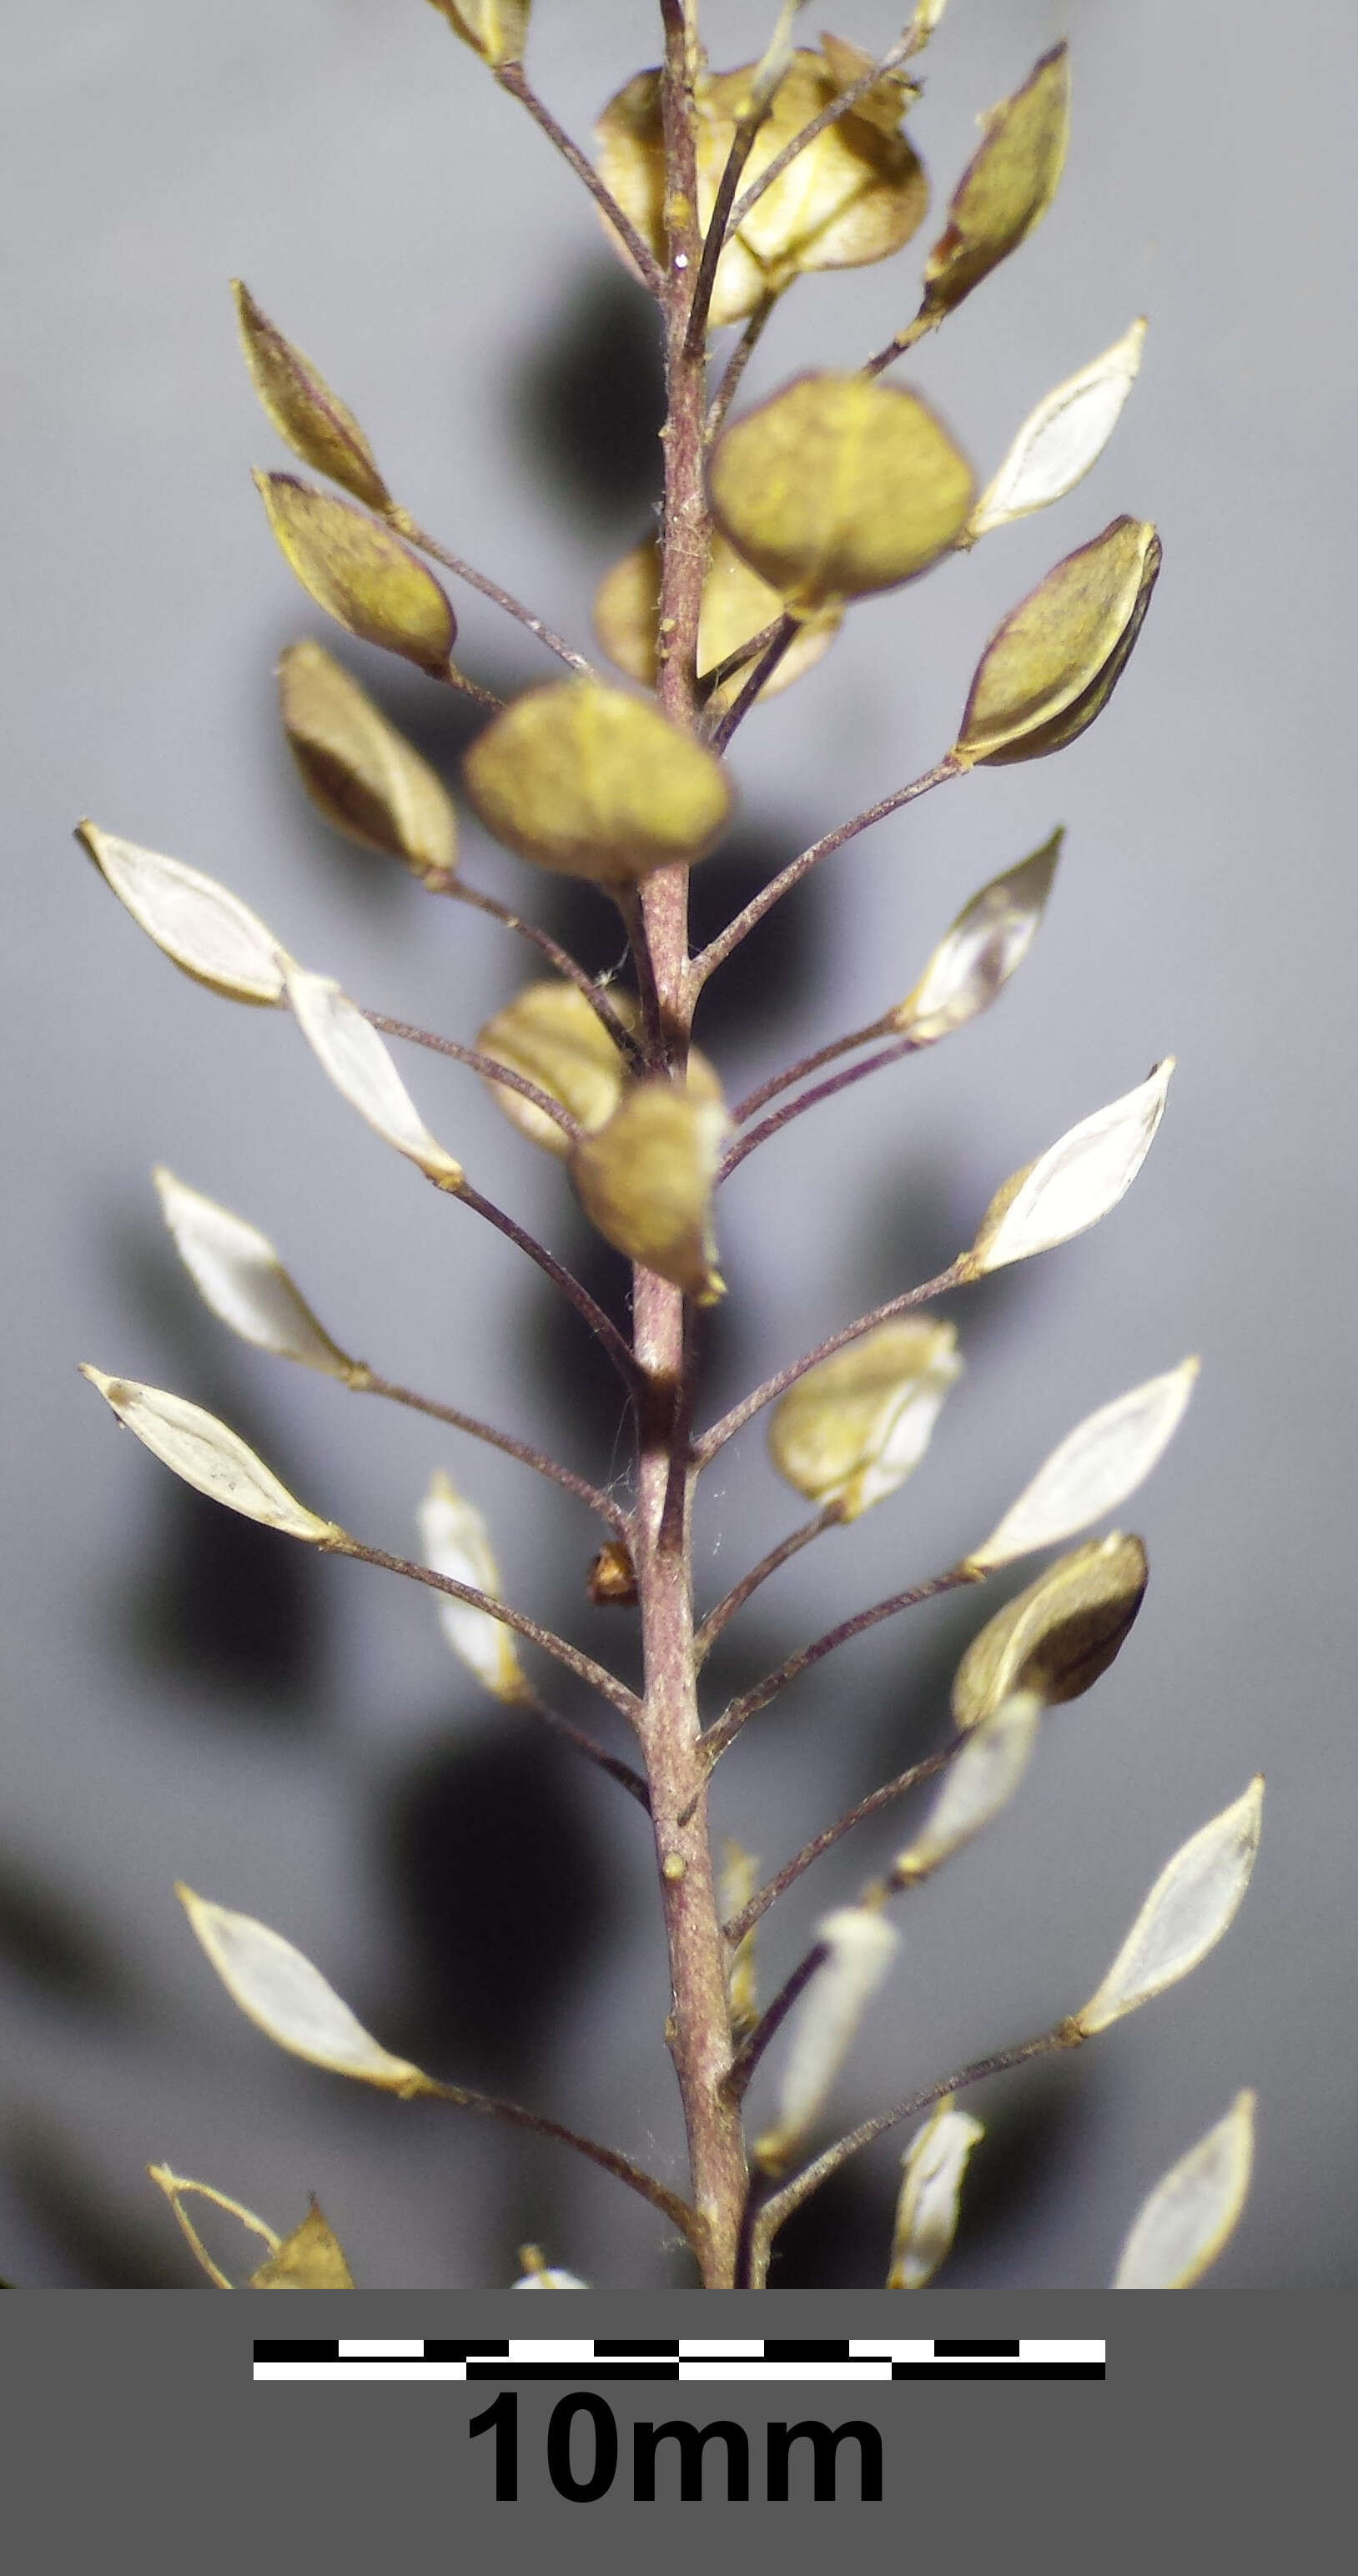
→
(631, 8, 748, 2288)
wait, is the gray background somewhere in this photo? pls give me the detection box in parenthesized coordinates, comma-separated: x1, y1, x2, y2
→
(3, 0, 1352, 2289)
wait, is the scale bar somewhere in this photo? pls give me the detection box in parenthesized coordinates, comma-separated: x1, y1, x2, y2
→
(255, 2337, 1104, 2385)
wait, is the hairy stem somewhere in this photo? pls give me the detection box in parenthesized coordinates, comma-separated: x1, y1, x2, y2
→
(718, 1030, 922, 1180)
(744, 2026, 1078, 2284)
(363, 1009, 582, 1145)
(494, 63, 666, 297)
(691, 756, 963, 986)
(331, 1535, 640, 1720)
(725, 1738, 964, 1944)
(726, 28, 926, 240)
(423, 2075, 692, 2238)
(628, 7, 750, 2292)
(352, 1367, 630, 1534)
(705, 293, 778, 441)
(514, 1682, 651, 1809)
(730, 1014, 893, 1125)
(454, 1177, 643, 1396)
(696, 1258, 966, 1462)
(705, 1567, 983, 1763)
(695, 1501, 842, 1662)
(439, 878, 645, 1068)
(386, 507, 595, 676)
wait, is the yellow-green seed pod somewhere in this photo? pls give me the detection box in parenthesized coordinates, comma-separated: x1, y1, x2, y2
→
(254, 473, 457, 674)
(476, 980, 722, 1159)
(277, 641, 456, 879)
(571, 1078, 727, 1301)
(249, 2200, 355, 2290)
(767, 1317, 961, 1521)
(593, 533, 838, 704)
(921, 43, 1070, 321)
(232, 282, 390, 510)
(425, 2, 531, 67)
(463, 682, 733, 883)
(951, 1533, 1149, 1729)
(955, 517, 1161, 767)
(708, 374, 974, 613)
(596, 45, 927, 327)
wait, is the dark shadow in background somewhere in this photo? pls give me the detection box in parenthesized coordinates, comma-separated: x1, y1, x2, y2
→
(765, 2057, 1093, 2289)
(511, 269, 665, 533)
(0, 1846, 135, 2017)
(4, 2115, 188, 2288)
(382, 1728, 619, 2089)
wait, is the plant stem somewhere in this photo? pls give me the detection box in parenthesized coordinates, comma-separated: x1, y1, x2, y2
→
(730, 1014, 893, 1124)
(725, 28, 925, 241)
(453, 1178, 643, 1395)
(494, 63, 666, 299)
(743, 2025, 1078, 2284)
(705, 1566, 983, 1763)
(863, 307, 938, 382)
(330, 1535, 640, 1720)
(351, 1367, 630, 1534)
(695, 1501, 842, 1662)
(705, 294, 778, 441)
(363, 1009, 582, 1145)
(629, 7, 750, 2292)
(722, 1941, 827, 2105)
(423, 2075, 692, 2238)
(725, 1738, 964, 1944)
(718, 1029, 922, 1180)
(438, 878, 645, 1068)
(695, 1258, 967, 1462)
(707, 615, 799, 751)
(691, 755, 963, 986)
(386, 507, 595, 676)
(514, 1681, 651, 1809)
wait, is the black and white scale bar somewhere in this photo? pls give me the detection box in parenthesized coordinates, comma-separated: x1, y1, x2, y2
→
(254, 2337, 1104, 2384)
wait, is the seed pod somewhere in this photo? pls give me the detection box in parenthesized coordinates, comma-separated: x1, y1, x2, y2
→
(959, 1059, 1174, 1276)
(254, 472, 456, 674)
(754, 1907, 900, 2174)
(80, 1368, 344, 1544)
(417, 1468, 526, 1704)
(1112, 2093, 1256, 2289)
(178, 1885, 430, 2093)
(153, 1167, 360, 1381)
(891, 831, 1061, 1045)
(968, 319, 1147, 542)
(954, 517, 1162, 767)
(921, 44, 1070, 322)
(966, 1360, 1197, 1572)
(278, 641, 456, 879)
(463, 682, 733, 884)
(514, 2245, 586, 2288)
(596, 44, 927, 327)
(888, 2098, 984, 2289)
(426, 0, 531, 65)
(475, 979, 724, 1160)
(571, 1078, 728, 1302)
(249, 2200, 355, 2290)
(1074, 1778, 1265, 2037)
(709, 374, 975, 612)
(593, 533, 838, 704)
(767, 1317, 961, 1521)
(77, 822, 288, 1004)
(283, 966, 465, 1189)
(232, 281, 390, 510)
(893, 1693, 1041, 1882)
(951, 1533, 1149, 1729)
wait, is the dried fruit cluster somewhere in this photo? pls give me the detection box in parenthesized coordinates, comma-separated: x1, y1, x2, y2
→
(69, 3, 1259, 2291)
